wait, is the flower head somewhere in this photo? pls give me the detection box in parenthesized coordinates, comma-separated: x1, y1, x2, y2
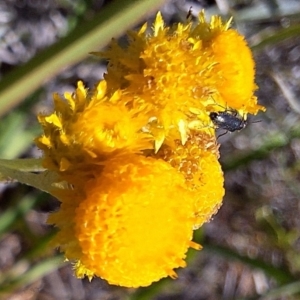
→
(35, 80, 151, 176)
(75, 154, 199, 287)
(96, 11, 264, 148)
(36, 11, 264, 287)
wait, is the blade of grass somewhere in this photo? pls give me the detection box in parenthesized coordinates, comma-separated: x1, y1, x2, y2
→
(221, 127, 300, 171)
(0, 255, 64, 293)
(0, 0, 167, 116)
(201, 243, 295, 284)
(0, 194, 38, 235)
(0, 112, 40, 159)
(236, 281, 300, 300)
(257, 281, 300, 300)
(251, 24, 300, 51)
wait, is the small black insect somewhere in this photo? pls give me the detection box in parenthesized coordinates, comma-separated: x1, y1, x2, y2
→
(209, 110, 247, 137)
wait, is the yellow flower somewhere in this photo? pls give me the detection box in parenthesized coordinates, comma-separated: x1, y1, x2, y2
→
(35, 80, 152, 175)
(49, 154, 200, 287)
(35, 10, 265, 288)
(96, 11, 264, 148)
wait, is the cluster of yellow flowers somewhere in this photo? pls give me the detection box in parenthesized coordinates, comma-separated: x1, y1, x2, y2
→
(35, 12, 264, 287)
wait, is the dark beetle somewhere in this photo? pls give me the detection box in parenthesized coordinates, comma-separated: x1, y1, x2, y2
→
(209, 110, 247, 135)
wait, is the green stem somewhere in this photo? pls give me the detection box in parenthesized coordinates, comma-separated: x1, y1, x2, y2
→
(0, 165, 59, 194)
(0, 158, 61, 194)
(0, 158, 44, 172)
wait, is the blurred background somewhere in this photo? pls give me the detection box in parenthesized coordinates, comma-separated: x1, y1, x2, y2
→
(0, 0, 300, 299)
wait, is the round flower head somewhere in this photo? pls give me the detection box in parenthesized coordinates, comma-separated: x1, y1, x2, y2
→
(49, 154, 200, 287)
(35, 11, 265, 288)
